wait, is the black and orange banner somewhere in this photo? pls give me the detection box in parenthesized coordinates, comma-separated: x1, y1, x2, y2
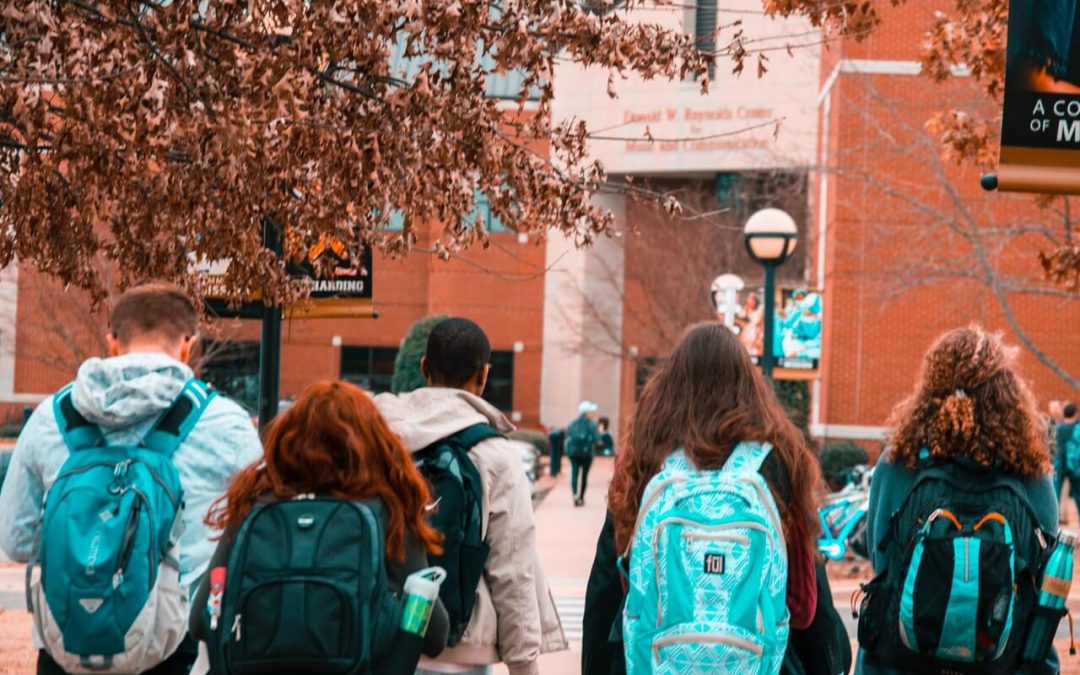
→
(997, 0, 1080, 193)
(202, 243, 375, 320)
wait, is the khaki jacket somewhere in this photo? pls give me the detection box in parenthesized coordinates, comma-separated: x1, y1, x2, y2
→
(374, 388, 567, 675)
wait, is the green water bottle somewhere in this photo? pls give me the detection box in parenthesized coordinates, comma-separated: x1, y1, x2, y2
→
(1022, 531, 1075, 664)
(400, 566, 447, 636)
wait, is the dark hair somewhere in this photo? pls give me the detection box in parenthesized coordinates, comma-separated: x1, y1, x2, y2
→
(110, 281, 197, 345)
(207, 381, 442, 561)
(598, 416, 610, 431)
(1064, 403, 1077, 419)
(888, 326, 1049, 478)
(608, 322, 821, 559)
(425, 318, 491, 388)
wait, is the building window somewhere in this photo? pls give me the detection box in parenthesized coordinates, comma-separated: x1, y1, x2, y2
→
(484, 351, 514, 412)
(199, 341, 260, 415)
(341, 346, 400, 394)
(694, 0, 718, 81)
(470, 191, 510, 233)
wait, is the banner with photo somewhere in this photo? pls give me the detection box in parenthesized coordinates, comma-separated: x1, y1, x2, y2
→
(199, 241, 375, 320)
(997, 0, 1080, 193)
(717, 286, 822, 379)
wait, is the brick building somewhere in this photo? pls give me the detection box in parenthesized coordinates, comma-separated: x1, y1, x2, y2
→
(0, 2, 1076, 440)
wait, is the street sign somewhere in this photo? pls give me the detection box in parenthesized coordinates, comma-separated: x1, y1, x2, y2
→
(994, 0, 1080, 193)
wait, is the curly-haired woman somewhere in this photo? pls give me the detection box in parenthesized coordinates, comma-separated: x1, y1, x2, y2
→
(858, 327, 1059, 674)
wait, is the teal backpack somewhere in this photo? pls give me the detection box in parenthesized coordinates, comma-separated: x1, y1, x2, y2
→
(623, 442, 789, 675)
(566, 416, 599, 459)
(27, 379, 215, 673)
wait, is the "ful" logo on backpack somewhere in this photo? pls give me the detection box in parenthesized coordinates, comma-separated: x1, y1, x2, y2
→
(703, 553, 725, 575)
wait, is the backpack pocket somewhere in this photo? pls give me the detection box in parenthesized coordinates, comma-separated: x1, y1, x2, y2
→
(895, 514, 1019, 666)
(655, 518, 770, 633)
(230, 578, 358, 674)
(650, 622, 767, 675)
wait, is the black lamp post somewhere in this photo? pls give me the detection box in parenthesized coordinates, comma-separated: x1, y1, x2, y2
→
(743, 208, 799, 378)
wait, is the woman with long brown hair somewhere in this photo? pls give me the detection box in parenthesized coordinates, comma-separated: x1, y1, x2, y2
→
(605, 322, 823, 673)
(189, 380, 449, 672)
(857, 327, 1059, 674)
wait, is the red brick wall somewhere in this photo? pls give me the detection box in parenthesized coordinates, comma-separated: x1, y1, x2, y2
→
(819, 3, 1080, 431)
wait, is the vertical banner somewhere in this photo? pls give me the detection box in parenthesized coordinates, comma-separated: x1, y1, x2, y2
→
(997, 0, 1080, 193)
(722, 286, 822, 380)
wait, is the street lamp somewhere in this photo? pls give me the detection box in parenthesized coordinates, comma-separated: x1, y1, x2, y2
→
(743, 208, 798, 378)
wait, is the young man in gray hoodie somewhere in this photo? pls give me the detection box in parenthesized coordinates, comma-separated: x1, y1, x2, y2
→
(376, 317, 566, 675)
(0, 282, 263, 674)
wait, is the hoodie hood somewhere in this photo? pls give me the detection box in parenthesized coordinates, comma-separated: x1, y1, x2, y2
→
(374, 387, 514, 452)
(71, 352, 194, 429)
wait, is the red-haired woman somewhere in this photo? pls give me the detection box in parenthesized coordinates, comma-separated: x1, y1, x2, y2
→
(189, 381, 449, 670)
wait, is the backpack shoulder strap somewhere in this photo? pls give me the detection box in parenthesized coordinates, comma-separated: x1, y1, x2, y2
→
(446, 423, 503, 452)
(723, 441, 774, 477)
(52, 383, 104, 452)
(142, 379, 218, 457)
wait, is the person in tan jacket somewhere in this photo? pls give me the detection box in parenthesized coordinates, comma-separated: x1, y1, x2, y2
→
(375, 318, 567, 675)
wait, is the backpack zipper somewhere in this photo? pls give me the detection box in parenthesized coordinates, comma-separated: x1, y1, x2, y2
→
(652, 631, 763, 663)
(56, 458, 179, 508)
(232, 613, 242, 642)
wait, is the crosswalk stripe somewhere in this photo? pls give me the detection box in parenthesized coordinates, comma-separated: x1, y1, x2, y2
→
(554, 596, 586, 641)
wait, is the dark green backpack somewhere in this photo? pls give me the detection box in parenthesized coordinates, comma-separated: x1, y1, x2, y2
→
(207, 498, 400, 675)
(565, 416, 598, 459)
(857, 459, 1048, 675)
(414, 423, 501, 646)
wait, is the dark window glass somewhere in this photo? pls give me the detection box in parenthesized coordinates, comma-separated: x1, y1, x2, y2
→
(484, 351, 514, 412)
(199, 341, 260, 415)
(695, 0, 718, 80)
(341, 346, 400, 394)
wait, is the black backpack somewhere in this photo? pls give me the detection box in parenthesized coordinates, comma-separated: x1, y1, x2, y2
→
(857, 459, 1049, 675)
(414, 423, 502, 646)
(207, 498, 401, 675)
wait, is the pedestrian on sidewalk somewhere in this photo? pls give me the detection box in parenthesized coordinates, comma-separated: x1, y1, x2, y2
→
(375, 317, 566, 675)
(1054, 402, 1079, 523)
(0, 282, 262, 675)
(858, 326, 1059, 675)
(566, 401, 601, 507)
(190, 381, 450, 674)
(548, 427, 565, 477)
(605, 323, 823, 674)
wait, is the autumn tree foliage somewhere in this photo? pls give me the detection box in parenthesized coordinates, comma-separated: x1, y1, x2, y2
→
(0, 0, 713, 304)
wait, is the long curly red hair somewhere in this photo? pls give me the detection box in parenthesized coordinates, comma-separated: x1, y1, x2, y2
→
(887, 326, 1050, 478)
(206, 380, 442, 560)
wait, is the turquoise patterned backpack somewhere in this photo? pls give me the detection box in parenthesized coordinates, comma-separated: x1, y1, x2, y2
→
(623, 442, 789, 675)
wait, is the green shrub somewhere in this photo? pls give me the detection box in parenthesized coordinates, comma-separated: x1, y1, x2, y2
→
(391, 314, 448, 394)
(0, 422, 23, 438)
(820, 440, 870, 490)
(508, 429, 549, 455)
(773, 380, 810, 438)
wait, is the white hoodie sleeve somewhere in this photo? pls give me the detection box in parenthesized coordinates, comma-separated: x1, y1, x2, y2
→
(0, 402, 54, 562)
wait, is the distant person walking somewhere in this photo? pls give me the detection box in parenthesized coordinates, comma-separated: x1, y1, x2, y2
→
(375, 318, 566, 675)
(1054, 401, 1079, 522)
(0, 282, 262, 675)
(596, 416, 615, 457)
(566, 402, 601, 507)
(606, 323, 823, 674)
(857, 326, 1060, 674)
